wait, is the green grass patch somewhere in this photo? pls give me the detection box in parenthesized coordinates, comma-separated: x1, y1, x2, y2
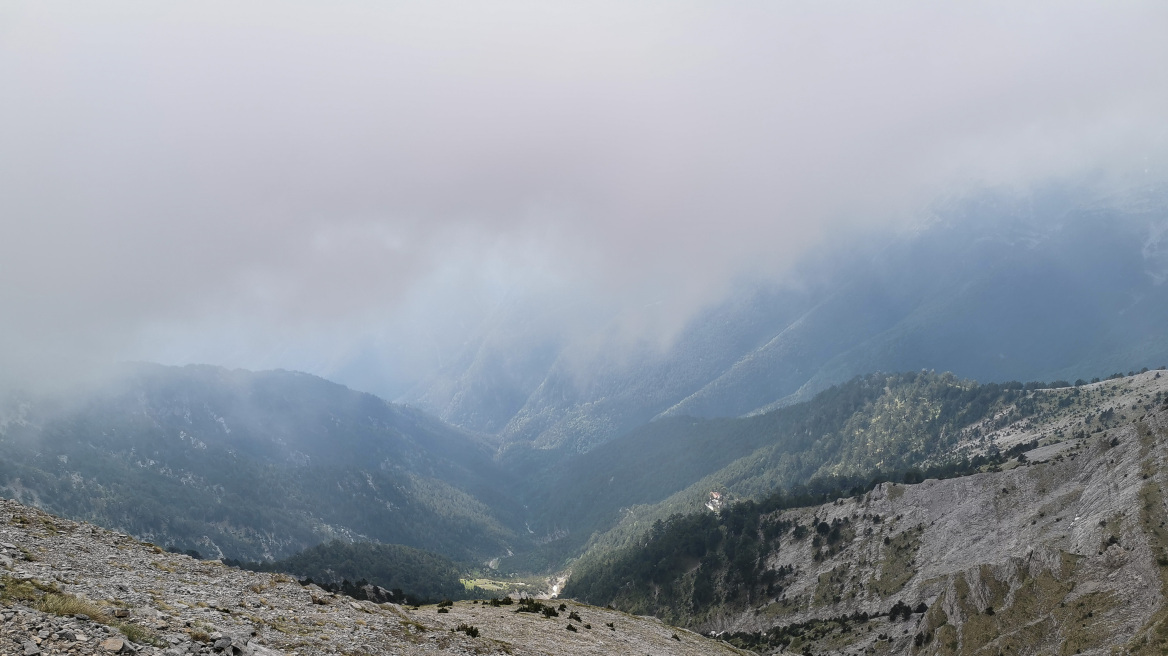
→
(812, 563, 852, 607)
(923, 553, 1111, 656)
(461, 578, 508, 592)
(868, 525, 923, 597)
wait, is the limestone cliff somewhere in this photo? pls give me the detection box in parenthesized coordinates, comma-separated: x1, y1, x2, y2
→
(693, 375, 1168, 654)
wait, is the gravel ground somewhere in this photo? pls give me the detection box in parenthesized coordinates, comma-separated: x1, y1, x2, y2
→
(0, 499, 751, 656)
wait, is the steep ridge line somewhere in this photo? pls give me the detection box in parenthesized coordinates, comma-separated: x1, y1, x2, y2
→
(566, 376, 1168, 654)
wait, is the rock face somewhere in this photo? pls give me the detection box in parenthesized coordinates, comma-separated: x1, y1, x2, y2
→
(0, 501, 748, 655)
(681, 381, 1168, 654)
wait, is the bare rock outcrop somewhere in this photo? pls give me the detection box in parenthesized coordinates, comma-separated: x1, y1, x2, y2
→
(697, 378, 1168, 655)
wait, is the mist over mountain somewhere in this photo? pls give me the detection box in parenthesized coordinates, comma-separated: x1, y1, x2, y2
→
(5, 5, 1168, 654)
(0, 364, 524, 562)
(4, 3, 1168, 398)
(410, 185, 1168, 452)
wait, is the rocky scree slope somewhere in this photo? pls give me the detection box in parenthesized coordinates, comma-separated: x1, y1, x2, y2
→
(570, 372, 1168, 655)
(0, 499, 750, 656)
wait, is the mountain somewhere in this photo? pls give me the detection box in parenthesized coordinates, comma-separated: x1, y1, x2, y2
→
(4, 373, 1166, 655)
(563, 370, 1168, 654)
(0, 363, 525, 562)
(4, 360, 1159, 580)
(409, 184, 1168, 452)
(504, 370, 1101, 571)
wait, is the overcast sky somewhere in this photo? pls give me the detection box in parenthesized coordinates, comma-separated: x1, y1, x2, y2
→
(2, 1, 1167, 394)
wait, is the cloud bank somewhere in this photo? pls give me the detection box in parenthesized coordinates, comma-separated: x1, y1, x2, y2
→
(2, 1, 1166, 393)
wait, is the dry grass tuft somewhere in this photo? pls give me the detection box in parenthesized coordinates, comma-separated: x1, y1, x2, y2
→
(1, 575, 164, 647)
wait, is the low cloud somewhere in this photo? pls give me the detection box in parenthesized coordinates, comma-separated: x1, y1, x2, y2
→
(2, 1, 1166, 393)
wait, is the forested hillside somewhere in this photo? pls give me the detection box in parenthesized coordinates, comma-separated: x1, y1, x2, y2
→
(0, 364, 525, 562)
(233, 540, 470, 603)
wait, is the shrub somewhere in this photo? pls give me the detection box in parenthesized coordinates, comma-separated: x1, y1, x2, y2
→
(515, 598, 559, 617)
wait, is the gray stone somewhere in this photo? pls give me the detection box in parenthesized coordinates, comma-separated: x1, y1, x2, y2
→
(21, 640, 40, 656)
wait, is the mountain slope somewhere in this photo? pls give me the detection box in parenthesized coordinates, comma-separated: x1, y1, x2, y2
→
(0, 499, 749, 656)
(0, 364, 524, 562)
(410, 185, 1168, 451)
(509, 371, 1082, 570)
(565, 371, 1168, 655)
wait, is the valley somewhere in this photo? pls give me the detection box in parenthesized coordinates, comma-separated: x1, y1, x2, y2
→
(5, 5, 1167, 654)
(2, 359, 1168, 656)
(3, 369, 1167, 655)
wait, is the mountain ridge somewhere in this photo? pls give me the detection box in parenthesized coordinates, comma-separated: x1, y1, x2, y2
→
(563, 371, 1168, 654)
(0, 363, 525, 563)
(409, 186, 1168, 451)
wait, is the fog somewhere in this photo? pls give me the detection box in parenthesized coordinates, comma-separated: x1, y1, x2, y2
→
(2, 1, 1167, 396)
